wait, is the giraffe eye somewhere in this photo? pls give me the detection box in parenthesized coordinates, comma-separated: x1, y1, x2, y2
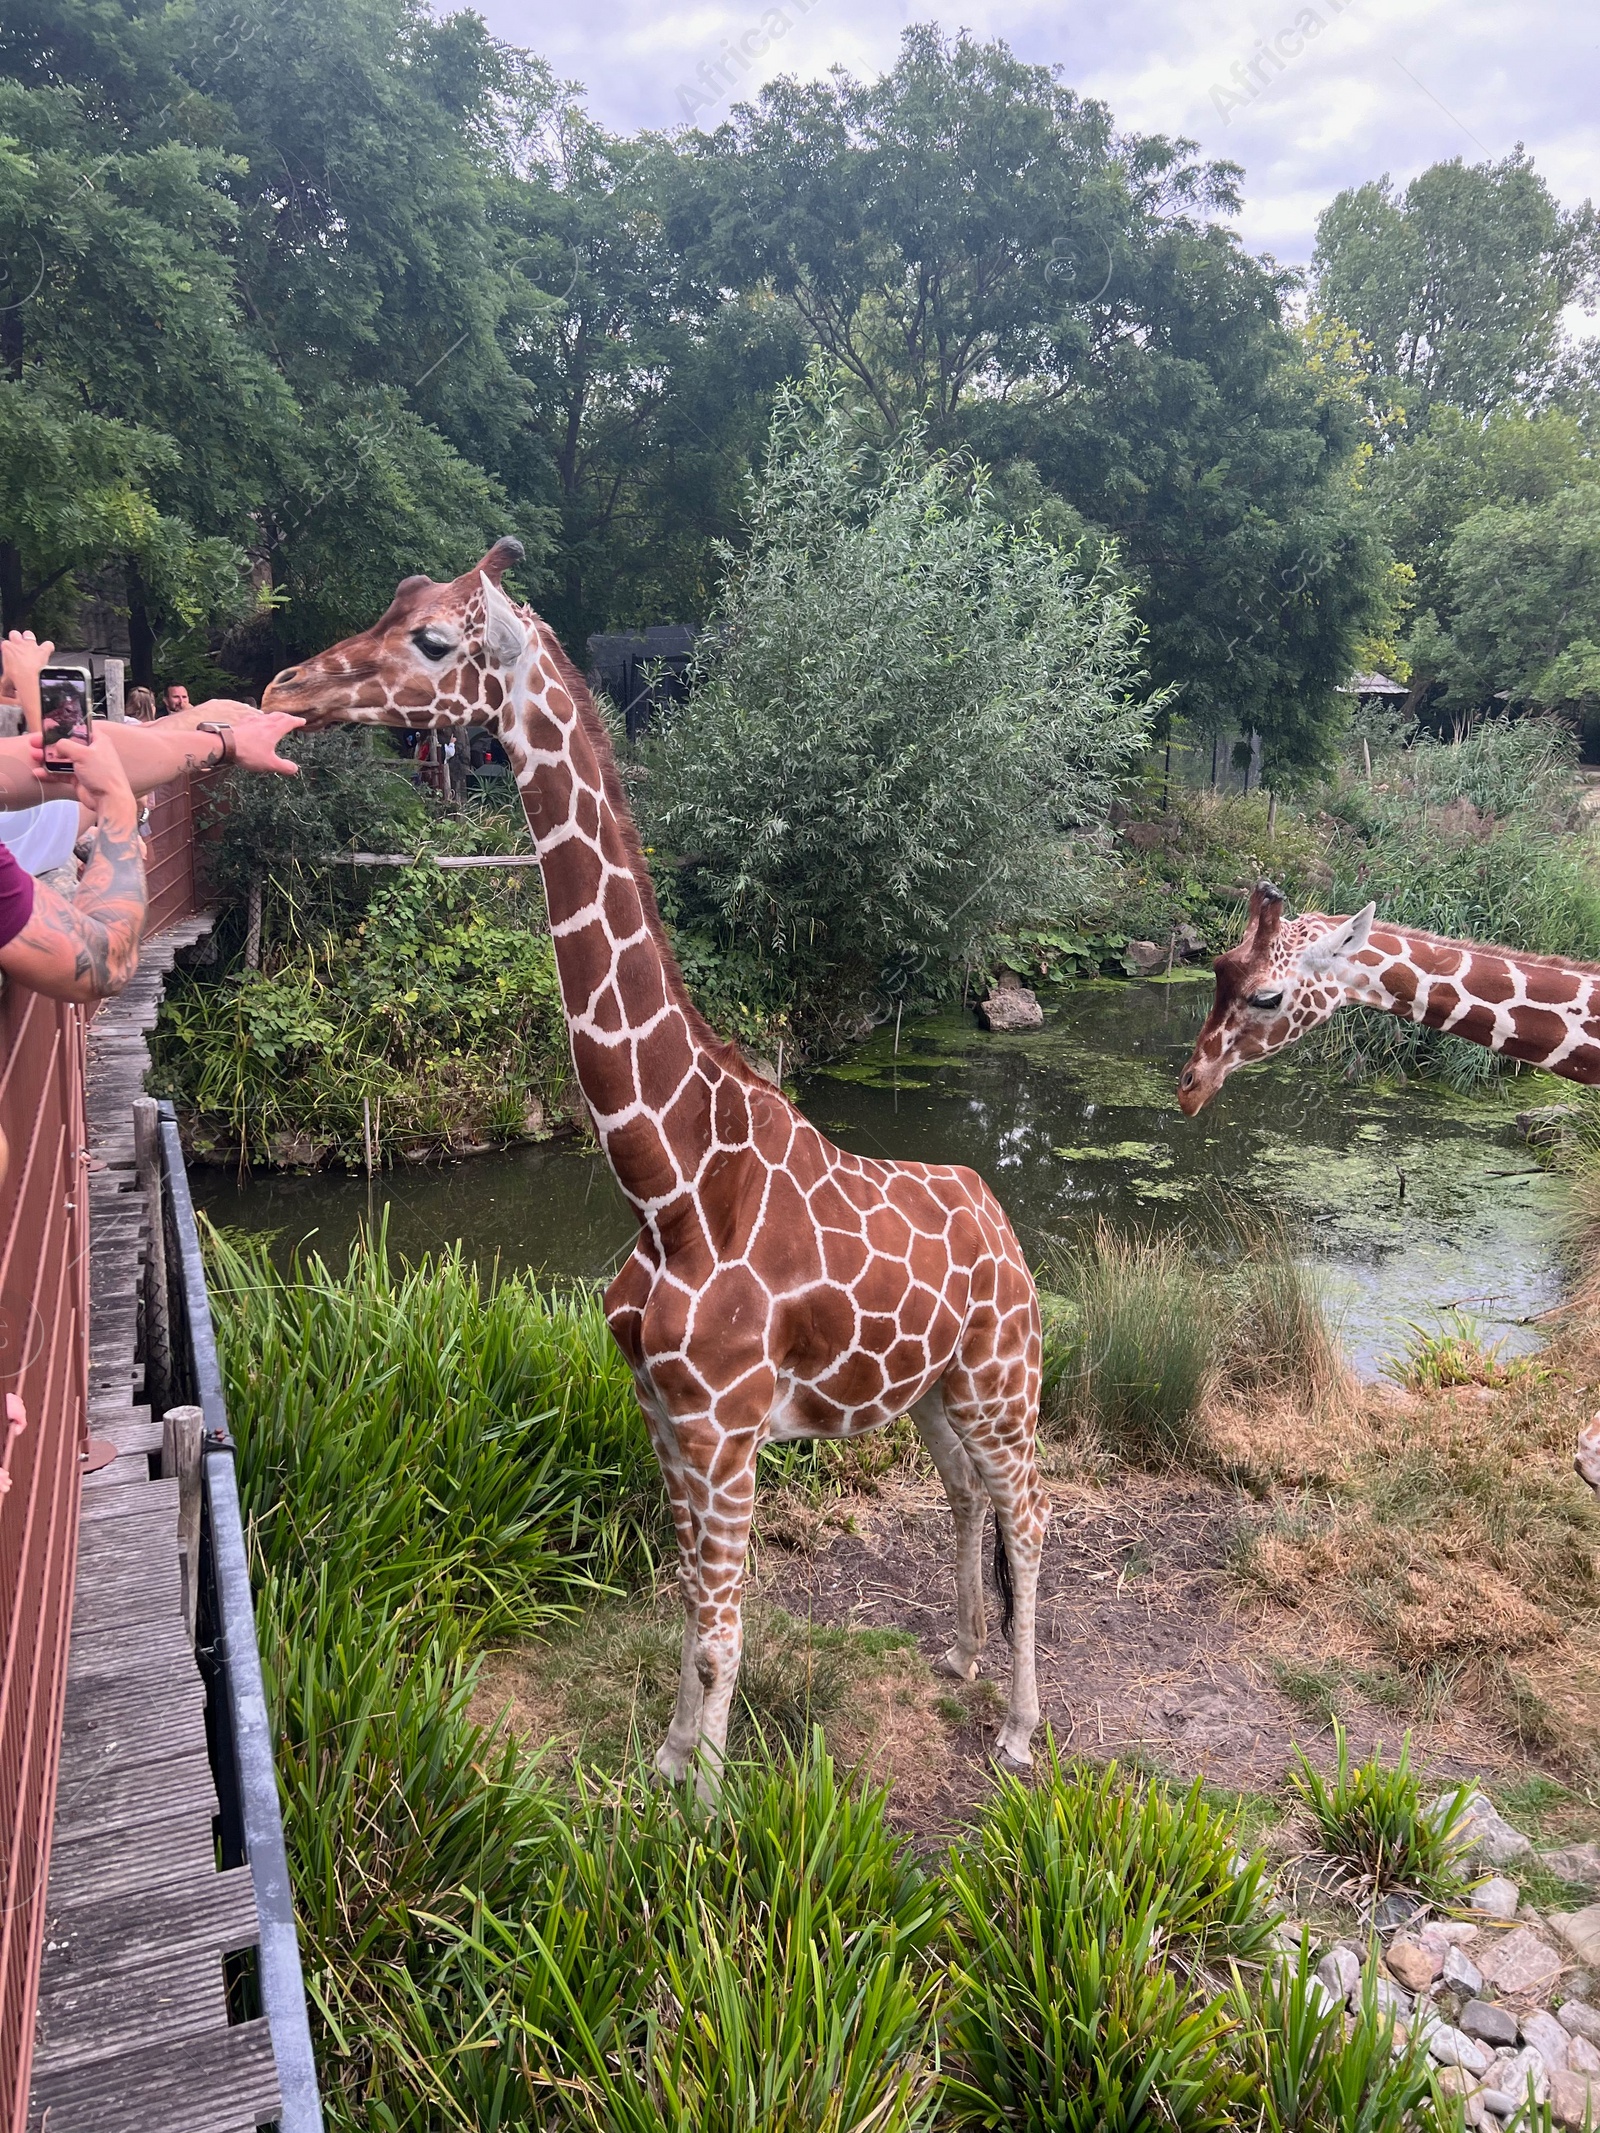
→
(413, 626, 456, 660)
(1247, 989, 1285, 1012)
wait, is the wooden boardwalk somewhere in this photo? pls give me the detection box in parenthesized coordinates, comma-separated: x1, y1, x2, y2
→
(28, 926, 283, 2133)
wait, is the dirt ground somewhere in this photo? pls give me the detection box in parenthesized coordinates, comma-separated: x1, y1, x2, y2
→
(752, 1461, 1493, 1836)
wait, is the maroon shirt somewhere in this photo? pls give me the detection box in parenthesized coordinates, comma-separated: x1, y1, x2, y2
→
(0, 843, 35, 950)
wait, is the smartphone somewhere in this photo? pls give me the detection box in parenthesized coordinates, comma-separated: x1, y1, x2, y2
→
(39, 667, 92, 773)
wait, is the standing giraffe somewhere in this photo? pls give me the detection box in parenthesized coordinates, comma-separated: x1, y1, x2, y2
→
(1178, 880, 1600, 1497)
(263, 539, 1049, 1789)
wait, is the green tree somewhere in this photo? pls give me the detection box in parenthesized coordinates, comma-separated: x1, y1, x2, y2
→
(643, 388, 1159, 1034)
(671, 28, 1391, 777)
(1412, 488, 1600, 713)
(1314, 151, 1598, 417)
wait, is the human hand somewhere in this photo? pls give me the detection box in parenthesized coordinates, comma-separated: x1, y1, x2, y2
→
(39, 728, 137, 821)
(226, 710, 304, 776)
(2, 632, 54, 693)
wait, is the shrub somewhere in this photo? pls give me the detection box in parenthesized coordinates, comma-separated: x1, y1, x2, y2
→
(1045, 1225, 1222, 1462)
(643, 386, 1159, 1034)
(1238, 1942, 1449, 2131)
(1288, 1720, 1473, 1898)
(941, 1749, 1273, 2131)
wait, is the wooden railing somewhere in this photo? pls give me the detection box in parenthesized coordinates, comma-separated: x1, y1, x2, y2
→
(0, 774, 203, 2132)
(0, 988, 87, 2133)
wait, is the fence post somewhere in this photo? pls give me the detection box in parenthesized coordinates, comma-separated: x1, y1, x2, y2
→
(161, 1403, 205, 1644)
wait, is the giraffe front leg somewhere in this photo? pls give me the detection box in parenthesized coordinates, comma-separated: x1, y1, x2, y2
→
(911, 1384, 988, 1681)
(687, 1457, 759, 1804)
(637, 1401, 706, 1783)
(993, 1499, 1046, 1772)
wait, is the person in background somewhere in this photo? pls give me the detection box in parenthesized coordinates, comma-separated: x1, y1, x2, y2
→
(162, 682, 192, 716)
(125, 686, 158, 721)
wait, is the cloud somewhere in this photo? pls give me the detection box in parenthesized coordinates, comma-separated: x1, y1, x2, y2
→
(475, 0, 1599, 271)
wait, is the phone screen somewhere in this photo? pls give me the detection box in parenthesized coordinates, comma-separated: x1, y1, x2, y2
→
(40, 669, 92, 771)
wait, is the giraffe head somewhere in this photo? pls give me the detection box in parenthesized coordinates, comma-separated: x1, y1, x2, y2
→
(262, 537, 539, 733)
(1176, 882, 1379, 1116)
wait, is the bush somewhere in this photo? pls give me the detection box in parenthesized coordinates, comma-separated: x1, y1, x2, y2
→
(1288, 1720, 1473, 1899)
(643, 386, 1159, 1036)
(941, 1750, 1273, 2131)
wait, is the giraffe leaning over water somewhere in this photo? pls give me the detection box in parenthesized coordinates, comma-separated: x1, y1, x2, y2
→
(1179, 880, 1600, 1501)
(263, 537, 1049, 1794)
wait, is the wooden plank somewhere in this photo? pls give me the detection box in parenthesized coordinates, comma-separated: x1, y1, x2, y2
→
(66, 1614, 194, 1682)
(50, 1750, 216, 1842)
(45, 1817, 217, 1913)
(30, 1946, 228, 2078)
(39, 1867, 259, 1988)
(58, 1670, 206, 1745)
(80, 1452, 156, 1492)
(26, 2016, 280, 2133)
(78, 1477, 178, 1525)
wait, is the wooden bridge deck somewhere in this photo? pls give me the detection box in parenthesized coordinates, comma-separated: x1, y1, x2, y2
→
(28, 926, 283, 2133)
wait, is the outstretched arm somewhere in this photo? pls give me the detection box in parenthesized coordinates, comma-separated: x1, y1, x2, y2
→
(0, 733, 145, 1001)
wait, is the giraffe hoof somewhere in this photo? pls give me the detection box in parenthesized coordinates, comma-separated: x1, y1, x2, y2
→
(653, 1741, 694, 1785)
(992, 1733, 1036, 1776)
(936, 1647, 980, 1682)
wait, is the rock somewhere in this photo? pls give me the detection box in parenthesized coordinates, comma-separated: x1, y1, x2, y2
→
(1577, 1418, 1600, 1496)
(1496, 2044, 1552, 2105)
(1427, 2021, 1493, 2074)
(1444, 1945, 1487, 1997)
(1480, 2092, 1516, 2121)
(1375, 1890, 1427, 1932)
(977, 977, 1044, 1032)
(1437, 2065, 1490, 2127)
(1572, 2036, 1600, 2076)
(1543, 1845, 1600, 1892)
(1551, 2070, 1600, 2129)
(1516, 1103, 1584, 1148)
(1389, 1935, 1445, 1992)
(1554, 1910, 1600, 1972)
(1173, 920, 1207, 959)
(1463, 2002, 1522, 2049)
(1317, 1945, 1363, 2002)
(1472, 1877, 1522, 1921)
(1524, 2009, 1573, 2073)
(1422, 1921, 1483, 1952)
(1124, 938, 1168, 976)
(521, 1093, 547, 1136)
(1565, 2007, 1600, 2049)
(1445, 1789, 1536, 1871)
(1478, 1928, 1564, 2000)
(1371, 1974, 1414, 2020)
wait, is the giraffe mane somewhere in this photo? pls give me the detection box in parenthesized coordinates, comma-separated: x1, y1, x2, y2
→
(538, 631, 751, 1078)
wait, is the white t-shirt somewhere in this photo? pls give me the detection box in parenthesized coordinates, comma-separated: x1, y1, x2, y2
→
(0, 801, 81, 876)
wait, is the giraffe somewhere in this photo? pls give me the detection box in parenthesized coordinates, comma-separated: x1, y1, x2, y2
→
(262, 539, 1049, 1791)
(1178, 880, 1600, 1498)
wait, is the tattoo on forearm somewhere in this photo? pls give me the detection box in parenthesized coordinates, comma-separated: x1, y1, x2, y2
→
(68, 812, 147, 993)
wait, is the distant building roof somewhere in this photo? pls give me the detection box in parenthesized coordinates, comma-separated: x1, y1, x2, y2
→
(1337, 672, 1409, 696)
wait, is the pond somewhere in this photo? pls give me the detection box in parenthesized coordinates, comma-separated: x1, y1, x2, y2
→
(193, 975, 1570, 1378)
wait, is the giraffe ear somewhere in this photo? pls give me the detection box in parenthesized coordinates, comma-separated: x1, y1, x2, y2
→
(1311, 901, 1377, 967)
(480, 572, 529, 668)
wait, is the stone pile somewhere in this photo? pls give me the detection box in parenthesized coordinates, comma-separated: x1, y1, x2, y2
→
(1296, 1792, 1600, 2128)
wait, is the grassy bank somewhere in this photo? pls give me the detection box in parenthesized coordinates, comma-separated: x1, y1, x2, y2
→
(211, 1225, 1483, 2131)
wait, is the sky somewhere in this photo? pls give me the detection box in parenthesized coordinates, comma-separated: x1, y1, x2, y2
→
(475, 0, 1598, 297)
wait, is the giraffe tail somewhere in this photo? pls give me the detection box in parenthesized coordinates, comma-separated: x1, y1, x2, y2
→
(991, 1513, 1014, 1645)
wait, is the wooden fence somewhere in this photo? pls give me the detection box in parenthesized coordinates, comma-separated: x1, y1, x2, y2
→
(0, 774, 201, 2131)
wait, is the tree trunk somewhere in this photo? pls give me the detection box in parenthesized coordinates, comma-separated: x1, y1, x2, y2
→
(126, 561, 157, 689)
(244, 880, 263, 970)
(0, 541, 21, 635)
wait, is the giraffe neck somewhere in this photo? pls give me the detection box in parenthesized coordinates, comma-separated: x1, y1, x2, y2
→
(1344, 923, 1600, 1083)
(501, 651, 736, 1220)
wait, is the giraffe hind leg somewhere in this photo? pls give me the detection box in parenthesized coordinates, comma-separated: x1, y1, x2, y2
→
(937, 1374, 1048, 1773)
(910, 1384, 989, 1681)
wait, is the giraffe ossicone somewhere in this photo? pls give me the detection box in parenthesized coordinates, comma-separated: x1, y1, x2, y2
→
(264, 540, 1051, 1794)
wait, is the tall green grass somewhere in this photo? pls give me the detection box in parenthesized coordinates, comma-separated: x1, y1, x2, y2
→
(1041, 1211, 1343, 1464)
(214, 1227, 1454, 2131)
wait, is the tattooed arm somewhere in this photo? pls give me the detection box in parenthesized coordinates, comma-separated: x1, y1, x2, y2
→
(0, 730, 146, 1001)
